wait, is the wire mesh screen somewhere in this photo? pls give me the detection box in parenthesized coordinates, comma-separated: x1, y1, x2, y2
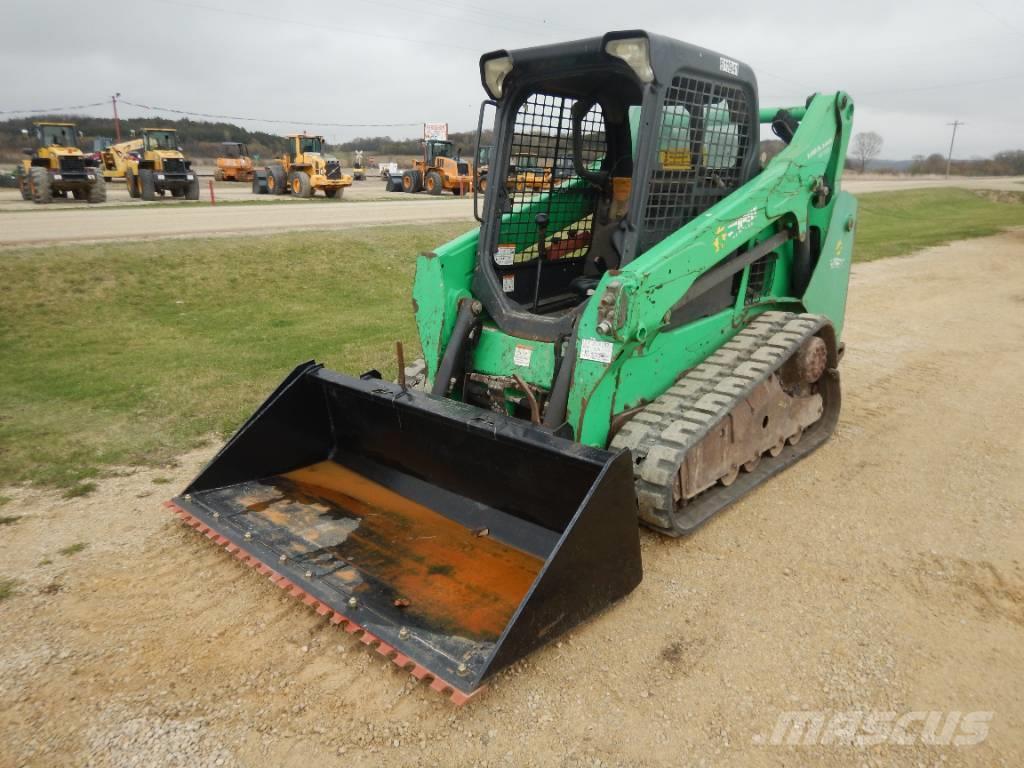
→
(745, 253, 775, 304)
(640, 75, 752, 254)
(494, 94, 606, 267)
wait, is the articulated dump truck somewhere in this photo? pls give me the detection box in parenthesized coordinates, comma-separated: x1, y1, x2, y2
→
(169, 31, 857, 704)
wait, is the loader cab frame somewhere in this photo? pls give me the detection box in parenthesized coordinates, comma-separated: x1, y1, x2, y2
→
(474, 31, 759, 343)
(297, 135, 324, 155)
(425, 139, 455, 165)
(143, 129, 180, 152)
(35, 122, 79, 148)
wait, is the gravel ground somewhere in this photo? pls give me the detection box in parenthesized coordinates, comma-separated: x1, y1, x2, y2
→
(0, 231, 1022, 767)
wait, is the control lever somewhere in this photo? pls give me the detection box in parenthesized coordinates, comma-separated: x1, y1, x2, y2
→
(531, 213, 550, 312)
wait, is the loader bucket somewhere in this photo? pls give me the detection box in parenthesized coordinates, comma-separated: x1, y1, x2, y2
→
(169, 362, 642, 703)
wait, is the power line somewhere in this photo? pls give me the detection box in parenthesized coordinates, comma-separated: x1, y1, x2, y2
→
(117, 98, 422, 129)
(857, 71, 1023, 96)
(968, 0, 1023, 34)
(0, 100, 108, 115)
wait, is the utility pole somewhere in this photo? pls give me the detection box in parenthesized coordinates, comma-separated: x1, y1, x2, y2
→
(945, 120, 964, 178)
(112, 93, 122, 142)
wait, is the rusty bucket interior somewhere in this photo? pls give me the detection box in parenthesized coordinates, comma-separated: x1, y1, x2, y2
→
(173, 362, 642, 698)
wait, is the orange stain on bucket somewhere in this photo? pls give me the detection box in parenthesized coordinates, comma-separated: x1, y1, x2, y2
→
(269, 461, 543, 641)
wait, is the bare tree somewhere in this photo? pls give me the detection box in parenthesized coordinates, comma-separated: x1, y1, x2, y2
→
(851, 132, 884, 173)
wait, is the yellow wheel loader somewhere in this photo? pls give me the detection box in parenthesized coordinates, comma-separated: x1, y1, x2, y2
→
(123, 128, 200, 201)
(387, 139, 474, 195)
(252, 134, 352, 198)
(17, 122, 105, 204)
(170, 31, 858, 704)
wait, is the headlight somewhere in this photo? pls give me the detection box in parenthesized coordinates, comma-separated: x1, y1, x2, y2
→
(53, 174, 62, 181)
(481, 54, 513, 99)
(157, 173, 166, 180)
(605, 36, 654, 84)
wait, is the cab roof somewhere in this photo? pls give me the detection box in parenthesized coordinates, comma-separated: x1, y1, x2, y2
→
(33, 121, 77, 127)
(480, 29, 756, 99)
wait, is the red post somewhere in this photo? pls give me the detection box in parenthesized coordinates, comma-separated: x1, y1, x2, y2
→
(112, 94, 121, 142)
(208, 179, 216, 205)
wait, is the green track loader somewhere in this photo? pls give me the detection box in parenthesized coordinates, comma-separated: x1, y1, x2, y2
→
(169, 31, 857, 703)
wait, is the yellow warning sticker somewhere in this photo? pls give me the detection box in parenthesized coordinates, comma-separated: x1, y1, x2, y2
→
(659, 149, 692, 171)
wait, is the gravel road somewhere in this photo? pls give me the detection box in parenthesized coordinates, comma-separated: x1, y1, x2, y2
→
(1, 231, 1022, 767)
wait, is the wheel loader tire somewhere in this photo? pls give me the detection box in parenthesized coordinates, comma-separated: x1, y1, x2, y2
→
(18, 174, 31, 201)
(290, 171, 312, 198)
(425, 171, 443, 196)
(125, 169, 140, 199)
(139, 169, 156, 201)
(29, 166, 51, 205)
(324, 187, 343, 199)
(72, 189, 87, 200)
(87, 176, 107, 204)
(402, 170, 422, 193)
(186, 177, 200, 201)
(267, 166, 286, 195)
(214, 168, 224, 182)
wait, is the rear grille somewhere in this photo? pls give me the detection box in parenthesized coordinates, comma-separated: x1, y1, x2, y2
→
(163, 158, 187, 175)
(745, 254, 776, 304)
(457, 162, 469, 176)
(326, 161, 341, 179)
(59, 156, 86, 175)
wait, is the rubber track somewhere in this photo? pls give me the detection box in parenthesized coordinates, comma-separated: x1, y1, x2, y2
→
(611, 311, 829, 533)
(164, 500, 484, 706)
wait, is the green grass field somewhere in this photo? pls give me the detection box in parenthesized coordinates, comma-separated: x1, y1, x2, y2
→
(1, 188, 1021, 492)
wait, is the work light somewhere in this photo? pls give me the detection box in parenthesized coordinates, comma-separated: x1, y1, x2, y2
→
(605, 36, 654, 84)
(482, 55, 514, 99)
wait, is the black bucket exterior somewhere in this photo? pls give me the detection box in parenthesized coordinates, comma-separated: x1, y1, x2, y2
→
(170, 362, 642, 700)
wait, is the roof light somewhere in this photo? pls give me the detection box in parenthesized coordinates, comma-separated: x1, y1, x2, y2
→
(482, 55, 514, 99)
(605, 36, 654, 84)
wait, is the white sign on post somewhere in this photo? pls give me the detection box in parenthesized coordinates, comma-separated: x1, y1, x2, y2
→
(423, 122, 449, 141)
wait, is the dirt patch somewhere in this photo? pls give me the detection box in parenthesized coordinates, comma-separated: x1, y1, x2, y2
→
(972, 189, 1024, 204)
(2, 232, 1023, 766)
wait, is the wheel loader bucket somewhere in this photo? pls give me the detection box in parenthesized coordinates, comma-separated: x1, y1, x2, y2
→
(168, 362, 642, 703)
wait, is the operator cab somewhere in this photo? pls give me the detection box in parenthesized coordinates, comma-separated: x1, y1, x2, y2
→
(425, 139, 455, 165)
(297, 135, 324, 154)
(473, 31, 758, 342)
(35, 122, 78, 148)
(144, 129, 178, 152)
(222, 141, 247, 158)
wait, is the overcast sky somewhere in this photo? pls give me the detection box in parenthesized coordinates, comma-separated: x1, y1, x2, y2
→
(2, 0, 1021, 158)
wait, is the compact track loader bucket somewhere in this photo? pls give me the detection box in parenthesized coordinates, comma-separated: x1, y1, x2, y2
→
(169, 362, 642, 703)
